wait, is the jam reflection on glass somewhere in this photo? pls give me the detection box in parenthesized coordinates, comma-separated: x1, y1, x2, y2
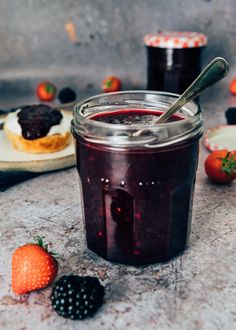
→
(75, 110, 199, 265)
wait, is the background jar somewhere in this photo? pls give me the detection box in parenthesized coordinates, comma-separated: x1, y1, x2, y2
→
(144, 31, 207, 94)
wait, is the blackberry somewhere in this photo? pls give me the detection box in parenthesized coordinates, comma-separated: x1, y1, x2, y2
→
(51, 275, 105, 320)
(225, 107, 236, 125)
(58, 87, 77, 104)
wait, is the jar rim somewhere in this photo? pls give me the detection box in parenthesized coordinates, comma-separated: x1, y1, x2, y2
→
(74, 90, 201, 125)
(72, 90, 204, 149)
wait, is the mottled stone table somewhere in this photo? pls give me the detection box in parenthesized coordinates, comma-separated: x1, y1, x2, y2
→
(0, 89, 236, 330)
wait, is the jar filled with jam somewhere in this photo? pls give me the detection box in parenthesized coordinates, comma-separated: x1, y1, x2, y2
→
(72, 91, 204, 265)
(144, 31, 207, 94)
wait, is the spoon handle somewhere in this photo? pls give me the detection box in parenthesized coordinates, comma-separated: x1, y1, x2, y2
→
(155, 57, 229, 124)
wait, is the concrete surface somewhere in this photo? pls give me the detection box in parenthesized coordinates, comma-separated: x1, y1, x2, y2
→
(0, 88, 236, 330)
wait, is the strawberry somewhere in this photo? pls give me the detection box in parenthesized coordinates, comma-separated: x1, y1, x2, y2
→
(229, 78, 236, 95)
(204, 150, 236, 183)
(102, 76, 121, 93)
(36, 81, 57, 102)
(12, 237, 58, 295)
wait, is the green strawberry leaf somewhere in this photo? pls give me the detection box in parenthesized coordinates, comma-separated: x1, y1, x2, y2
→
(220, 152, 236, 175)
(33, 236, 59, 258)
(105, 79, 112, 88)
(45, 84, 55, 94)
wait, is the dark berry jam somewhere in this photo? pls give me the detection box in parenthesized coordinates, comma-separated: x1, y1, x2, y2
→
(18, 104, 62, 140)
(75, 109, 199, 265)
(91, 109, 182, 124)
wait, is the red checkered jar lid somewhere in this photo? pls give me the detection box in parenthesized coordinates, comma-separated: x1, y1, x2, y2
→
(144, 31, 208, 49)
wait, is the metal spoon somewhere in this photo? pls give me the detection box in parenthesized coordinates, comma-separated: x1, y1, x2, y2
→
(134, 57, 229, 136)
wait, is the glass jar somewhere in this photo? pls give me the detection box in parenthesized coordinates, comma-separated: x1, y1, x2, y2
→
(71, 91, 204, 265)
(144, 31, 207, 94)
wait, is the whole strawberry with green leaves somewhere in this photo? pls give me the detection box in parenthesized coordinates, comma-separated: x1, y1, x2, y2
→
(12, 237, 58, 295)
(204, 150, 236, 183)
(102, 76, 121, 93)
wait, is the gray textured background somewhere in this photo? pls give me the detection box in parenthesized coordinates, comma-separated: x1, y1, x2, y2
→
(0, 0, 236, 101)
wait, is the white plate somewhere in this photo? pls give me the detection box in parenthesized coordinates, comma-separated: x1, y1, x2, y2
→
(0, 111, 76, 172)
(204, 125, 236, 152)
